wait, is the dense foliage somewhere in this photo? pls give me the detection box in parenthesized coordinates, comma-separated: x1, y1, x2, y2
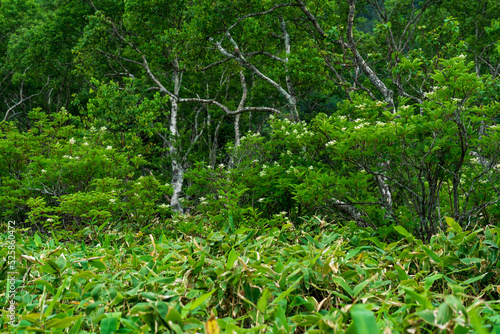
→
(1, 219, 500, 333)
(1, 0, 500, 332)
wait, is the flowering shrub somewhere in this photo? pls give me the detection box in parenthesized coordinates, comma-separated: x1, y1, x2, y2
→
(187, 56, 500, 239)
(0, 108, 172, 232)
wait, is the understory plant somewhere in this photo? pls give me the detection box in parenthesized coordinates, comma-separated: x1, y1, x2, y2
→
(0, 108, 172, 233)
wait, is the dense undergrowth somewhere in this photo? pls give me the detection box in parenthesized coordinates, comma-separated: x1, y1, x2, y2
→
(1, 216, 499, 333)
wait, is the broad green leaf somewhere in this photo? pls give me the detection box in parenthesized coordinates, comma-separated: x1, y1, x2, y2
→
(393, 225, 412, 238)
(353, 279, 371, 298)
(89, 260, 106, 271)
(351, 304, 379, 334)
(190, 289, 216, 310)
(460, 258, 483, 265)
(332, 276, 354, 297)
(257, 288, 270, 313)
(422, 246, 442, 264)
(34, 233, 42, 247)
(424, 273, 443, 291)
(69, 316, 85, 334)
(462, 273, 487, 285)
(226, 248, 238, 270)
(446, 217, 463, 233)
(100, 317, 119, 334)
(45, 315, 84, 329)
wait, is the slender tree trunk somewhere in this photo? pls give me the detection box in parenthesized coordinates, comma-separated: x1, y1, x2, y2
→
(169, 59, 184, 213)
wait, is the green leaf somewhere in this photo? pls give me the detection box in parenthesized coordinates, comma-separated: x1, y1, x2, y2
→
(351, 304, 379, 334)
(422, 246, 442, 264)
(424, 273, 443, 291)
(226, 248, 238, 270)
(69, 316, 85, 334)
(332, 276, 354, 297)
(190, 289, 216, 310)
(90, 260, 107, 271)
(460, 258, 483, 265)
(462, 273, 487, 285)
(257, 288, 270, 313)
(404, 288, 433, 308)
(393, 225, 412, 238)
(45, 315, 83, 329)
(34, 233, 42, 247)
(46, 259, 61, 273)
(446, 217, 463, 233)
(273, 276, 304, 305)
(353, 279, 371, 298)
(100, 317, 119, 334)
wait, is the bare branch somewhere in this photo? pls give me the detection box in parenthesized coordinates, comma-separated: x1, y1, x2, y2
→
(346, 0, 394, 109)
(220, 3, 300, 43)
(294, 0, 325, 37)
(200, 58, 232, 71)
(3, 72, 50, 122)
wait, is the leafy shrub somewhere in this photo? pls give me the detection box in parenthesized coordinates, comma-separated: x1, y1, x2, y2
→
(0, 108, 172, 232)
(188, 56, 500, 239)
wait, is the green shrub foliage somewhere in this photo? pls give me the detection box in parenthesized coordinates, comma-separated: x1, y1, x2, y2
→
(0, 108, 172, 231)
(187, 56, 500, 240)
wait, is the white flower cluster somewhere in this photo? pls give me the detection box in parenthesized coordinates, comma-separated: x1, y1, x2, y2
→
(106, 146, 112, 150)
(100, 126, 107, 132)
(400, 105, 411, 110)
(41, 169, 47, 174)
(470, 157, 480, 164)
(354, 122, 369, 130)
(240, 132, 261, 142)
(296, 129, 313, 139)
(62, 155, 80, 160)
(69, 138, 75, 145)
(286, 166, 298, 175)
(326, 140, 336, 147)
(157, 203, 170, 209)
(458, 54, 466, 59)
(259, 170, 266, 177)
(258, 198, 265, 202)
(109, 199, 116, 204)
(356, 103, 367, 110)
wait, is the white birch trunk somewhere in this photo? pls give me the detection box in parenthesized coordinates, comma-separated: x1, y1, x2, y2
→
(169, 59, 184, 213)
